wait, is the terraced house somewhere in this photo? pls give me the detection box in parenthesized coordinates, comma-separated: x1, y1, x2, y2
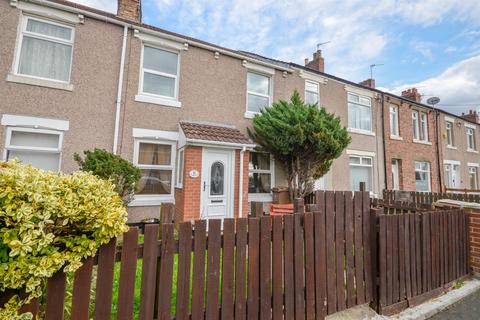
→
(3, 0, 475, 223)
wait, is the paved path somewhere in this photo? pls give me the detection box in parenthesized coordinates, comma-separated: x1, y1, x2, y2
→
(429, 288, 480, 320)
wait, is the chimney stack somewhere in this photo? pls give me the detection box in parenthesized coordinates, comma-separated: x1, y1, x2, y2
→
(117, 0, 141, 22)
(359, 79, 375, 88)
(305, 49, 325, 73)
(460, 109, 480, 124)
(401, 88, 422, 103)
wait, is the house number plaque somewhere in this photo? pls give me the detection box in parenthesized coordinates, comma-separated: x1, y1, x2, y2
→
(189, 169, 199, 178)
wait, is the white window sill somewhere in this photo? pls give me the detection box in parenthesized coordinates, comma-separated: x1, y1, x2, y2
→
(7, 73, 73, 91)
(447, 145, 457, 150)
(135, 94, 182, 108)
(348, 128, 375, 136)
(413, 139, 432, 145)
(128, 195, 175, 207)
(175, 184, 183, 189)
(244, 111, 259, 119)
(467, 149, 479, 154)
(390, 135, 403, 141)
(248, 193, 273, 202)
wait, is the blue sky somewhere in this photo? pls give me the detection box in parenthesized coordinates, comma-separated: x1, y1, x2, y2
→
(76, 0, 480, 115)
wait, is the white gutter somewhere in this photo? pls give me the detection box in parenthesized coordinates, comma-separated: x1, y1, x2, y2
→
(113, 25, 128, 154)
(239, 146, 246, 218)
(27, 0, 292, 73)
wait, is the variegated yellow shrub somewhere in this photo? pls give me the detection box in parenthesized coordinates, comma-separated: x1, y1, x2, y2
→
(0, 161, 129, 319)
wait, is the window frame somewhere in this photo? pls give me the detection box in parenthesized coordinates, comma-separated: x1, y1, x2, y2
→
(248, 151, 275, 201)
(391, 159, 400, 190)
(415, 161, 431, 192)
(305, 80, 320, 106)
(246, 71, 272, 116)
(389, 104, 399, 137)
(412, 110, 428, 142)
(138, 43, 181, 102)
(176, 148, 185, 188)
(14, 15, 75, 84)
(347, 92, 373, 134)
(4, 126, 63, 171)
(469, 166, 478, 189)
(132, 139, 176, 203)
(446, 121, 454, 147)
(467, 127, 476, 151)
(348, 155, 374, 191)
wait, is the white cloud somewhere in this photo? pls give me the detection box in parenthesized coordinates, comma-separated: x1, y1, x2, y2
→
(387, 55, 480, 114)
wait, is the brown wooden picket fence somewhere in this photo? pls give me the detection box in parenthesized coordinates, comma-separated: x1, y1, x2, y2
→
(376, 207, 470, 315)
(383, 189, 480, 206)
(12, 191, 373, 320)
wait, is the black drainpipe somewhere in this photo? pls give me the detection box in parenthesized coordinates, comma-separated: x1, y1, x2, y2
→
(434, 109, 443, 192)
(380, 92, 388, 190)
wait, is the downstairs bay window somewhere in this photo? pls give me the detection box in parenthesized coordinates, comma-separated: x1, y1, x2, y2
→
(133, 140, 175, 203)
(415, 161, 431, 192)
(349, 155, 373, 191)
(248, 152, 274, 200)
(4, 127, 63, 172)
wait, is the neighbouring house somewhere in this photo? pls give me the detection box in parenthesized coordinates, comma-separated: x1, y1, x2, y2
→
(439, 110, 480, 190)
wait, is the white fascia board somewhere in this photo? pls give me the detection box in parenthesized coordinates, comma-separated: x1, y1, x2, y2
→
(465, 122, 477, 129)
(243, 61, 275, 75)
(132, 128, 179, 141)
(1, 114, 69, 131)
(16, 1, 82, 24)
(344, 84, 376, 98)
(346, 149, 376, 157)
(444, 159, 461, 165)
(298, 70, 328, 84)
(186, 138, 256, 149)
(134, 30, 188, 51)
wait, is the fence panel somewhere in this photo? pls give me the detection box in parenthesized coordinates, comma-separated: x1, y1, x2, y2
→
(9, 190, 376, 320)
(377, 208, 469, 315)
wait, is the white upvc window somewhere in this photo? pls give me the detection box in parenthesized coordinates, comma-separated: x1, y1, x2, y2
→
(139, 44, 180, 101)
(391, 159, 400, 190)
(249, 152, 274, 195)
(444, 162, 460, 189)
(446, 121, 454, 147)
(389, 104, 399, 137)
(469, 166, 478, 189)
(4, 127, 63, 172)
(14, 15, 74, 83)
(133, 140, 176, 200)
(412, 110, 428, 142)
(349, 155, 373, 191)
(305, 80, 320, 105)
(415, 161, 431, 192)
(176, 148, 184, 188)
(247, 71, 272, 114)
(467, 127, 476, 151)
(348, 92, 372, 133)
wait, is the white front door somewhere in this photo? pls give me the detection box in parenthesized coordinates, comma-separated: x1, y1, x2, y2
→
(201, 148, 234, 221)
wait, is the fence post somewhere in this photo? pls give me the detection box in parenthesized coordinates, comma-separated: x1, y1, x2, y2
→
(370, 207, 383, 310)
(251, 202, 264, 217)
(359, 182, 366, 192)
(294, 198, 305, 214)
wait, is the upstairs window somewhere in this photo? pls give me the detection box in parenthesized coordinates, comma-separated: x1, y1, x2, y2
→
(16, 16, 74, 82)
(389, 104, 399, 137)
(348, 93, 372, 132)
(446, 121, 454, 147)
(467, 127, 476, 151)
(140, 45, 179, 99)
(247, 72, 271, 113)
(5, 127, 63, 172)
(412, 110, 428, 142)
(305, 80, 320, 105)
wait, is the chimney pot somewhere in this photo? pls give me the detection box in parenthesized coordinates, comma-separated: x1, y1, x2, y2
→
(117, 0, 141, 22)
(305, 49, 325, 73)
(401, 87, 422, 103)
(359, 78, 375, 88)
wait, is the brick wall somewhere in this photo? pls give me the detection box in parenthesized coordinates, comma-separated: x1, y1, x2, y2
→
(468, 208, 480, 273)
(384, 96, 440, 192)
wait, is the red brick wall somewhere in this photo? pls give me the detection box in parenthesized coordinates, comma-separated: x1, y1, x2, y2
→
(175, 146, 249, 223)
(384, 97, 440, 192)
(468, 208, 480, 273)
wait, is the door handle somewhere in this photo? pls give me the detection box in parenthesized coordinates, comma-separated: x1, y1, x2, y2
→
(203, 181, 206, 191)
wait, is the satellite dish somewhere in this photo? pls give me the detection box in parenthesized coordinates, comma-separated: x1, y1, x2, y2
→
(427, 97, 440, 105)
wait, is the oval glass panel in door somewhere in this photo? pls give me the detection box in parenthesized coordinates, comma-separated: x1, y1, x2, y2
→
(210, 161, 224, 196)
